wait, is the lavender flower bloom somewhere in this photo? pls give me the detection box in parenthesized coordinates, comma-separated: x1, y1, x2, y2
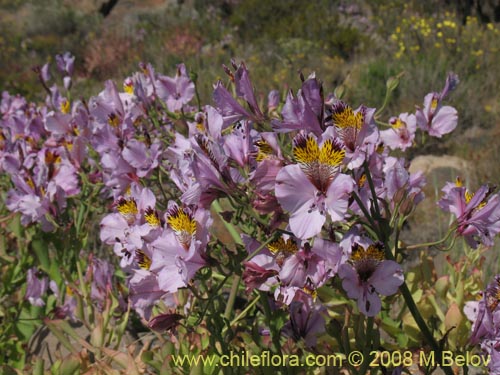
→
(88, 258, 114, 308)
(416, 73, 459, 138)
(267, 90, 280, 112)
(100, 184, 161, 268)
(380, 113, 417, 151)
(465, 276, 500, 374)
(232, 61, 264, 120)
(338, 243, 403, 316)
(383, 156, 425, 212)
(128, 269, 175, 320)
(279, 242, 328, 290)
(150, 203, 210, 293)
(242, 235, 279, 292)
(281, 290, 326, 347)
(26, 268, 48, 307)
(438, 178, 500, 248)
(271, 74, 324, 135)
(156, 64, 195, 112)
(213, 81, 252, 126)
(330, 101, 379, 169)
(55, 52, 75, 76)
(275, 130, 354, 239)
(122, 138, 162, 178)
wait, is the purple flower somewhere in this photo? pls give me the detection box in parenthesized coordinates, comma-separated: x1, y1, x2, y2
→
(242, 235, 279, 292)
(416, 73, 459, 138)
(128, 269, 175, 320)
(150, 203, 211, 292)
(155, 64, 195, 112)
(380, 113, 416, 151)
(26, 268, 48, 307)
(267, 90, 280, 112)
(122, 138, 162, 178)
(271, 74, 324, 135)
(100, 184, 161, 268)
(465, 276, 500, 374)
(279, 242, 328, 289)
(232, 61, 264, 120)
(281, 290, 326, 347)
(416, 93, 458, 137)
(213, 81, 252, 127)
(87, 257, 114, 308)
(338, 243, 403, 316)
(330, 101, 379, 169)
(438, 179, 500, 248)
(383, 156, 426, 212)
(55, 52, 75, 76)
(275, 131, 353, 239)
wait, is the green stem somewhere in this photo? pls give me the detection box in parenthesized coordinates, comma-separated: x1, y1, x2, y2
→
(244, 235, 279, 262)
(222, 293, 261, 333)
(404, 228, 455, 250)
(387, 242, 454, 375)
(351, 192, 378, 236)
(223, 274, 241, 321)
(358, 317, 374, 375)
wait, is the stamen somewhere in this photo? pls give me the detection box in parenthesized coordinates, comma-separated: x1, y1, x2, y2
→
(136, 250, 152, 270)
(255, 139, 274, 162)
(108, 113, 120, 127)
(117, 198, 138, 222)
(144, 207, 161, 227)
(390, 118, 405, 129)
(331, 102, 364, 130)
(167, 206, 197, 249)
(293, 134, 345, 193)
(268, 237, 298, 255)
(350, 243, 385, 282)
(60, 99, 71, 114)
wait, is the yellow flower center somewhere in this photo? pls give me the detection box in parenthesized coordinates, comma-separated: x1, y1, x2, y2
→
(167, 207, 197, 249)
(268, 237, 298, 267)
(255, 139, 274, 162)
(144, 207, 161, 227)
(45, 150, 61, 164)
(351, 244, 385, 262)
(391, 118, 405, 129)
(108, 113, 120, 127)
(268, 237, 298, 255)
(60, 99, 71, 114)
(430, 98, 438, 111)
(350, 243, 385, 282)
(293, 135, 345, 193)
(26, 176, 35, 190)
(332, 105, 364, 130)
(117, 198, 138, 222)
(136, 250, 152, 270)
(124, 82, 134, 94)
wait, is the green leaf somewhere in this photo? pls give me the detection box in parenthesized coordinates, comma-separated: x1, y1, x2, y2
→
(31, 237, 50, 273)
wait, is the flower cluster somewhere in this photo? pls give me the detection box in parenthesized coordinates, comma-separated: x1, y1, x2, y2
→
(10, 53, 500, 369)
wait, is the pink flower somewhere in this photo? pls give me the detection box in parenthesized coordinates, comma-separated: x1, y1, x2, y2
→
(380, 113, 416, 151)
(416, 73, 459, 138)
(438, 179, 500, 248)
(275, 131, 353, 239)
(281, 290, 326, 347)
(339, 243, 403, 316)
(330, 101, 379, 169)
